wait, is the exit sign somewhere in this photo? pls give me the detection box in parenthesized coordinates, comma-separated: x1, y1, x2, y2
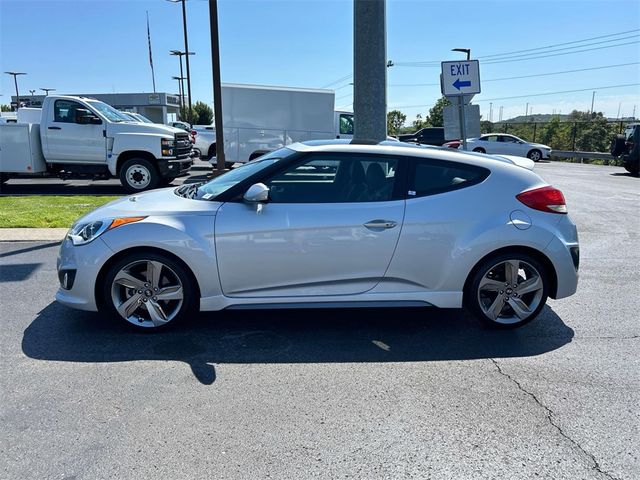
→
(441, 60, 481, 96)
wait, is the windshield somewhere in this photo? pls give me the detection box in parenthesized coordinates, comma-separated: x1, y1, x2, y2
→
(87, 101, 131, 123)
(192, 147, 297, 200)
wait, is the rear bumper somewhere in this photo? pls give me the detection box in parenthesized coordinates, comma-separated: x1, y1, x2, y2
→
(544, 215, 579, 299)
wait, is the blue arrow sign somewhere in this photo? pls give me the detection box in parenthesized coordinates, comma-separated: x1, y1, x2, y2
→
(453, 78, 471, 91)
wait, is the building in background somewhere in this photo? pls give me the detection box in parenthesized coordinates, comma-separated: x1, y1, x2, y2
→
(10, 92, 182, 123)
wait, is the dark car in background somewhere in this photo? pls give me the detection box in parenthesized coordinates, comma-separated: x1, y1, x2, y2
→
(611, 123, 639, 176)
(398, 127, 454, 146)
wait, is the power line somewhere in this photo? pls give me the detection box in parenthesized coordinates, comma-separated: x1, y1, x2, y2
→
(479, 28, 640, 59)
(388, 62, 640, 87)
(321, 74, 353, 88)
(474, 83, 640, 103)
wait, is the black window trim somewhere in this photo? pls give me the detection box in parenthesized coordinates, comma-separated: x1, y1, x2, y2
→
(53, 99, 97, 124)
(405, 156, 490, 199)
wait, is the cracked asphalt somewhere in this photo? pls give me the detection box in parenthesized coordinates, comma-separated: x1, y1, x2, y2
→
(1, 162, 638, 479)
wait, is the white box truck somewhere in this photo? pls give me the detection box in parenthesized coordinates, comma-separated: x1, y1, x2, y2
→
(0, 95, 193, 192)
(200, 84, 354, 167)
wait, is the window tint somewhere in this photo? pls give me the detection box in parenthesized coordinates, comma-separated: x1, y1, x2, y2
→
(500, 135, 517, 143)
(265, 154, 398, 203)
(484, 135, 498, 142)
(54, 100, 83, 123)
(339, 114, 354, 135)
(409, 159, 489, 198)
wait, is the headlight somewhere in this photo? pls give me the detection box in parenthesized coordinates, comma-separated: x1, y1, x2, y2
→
(161, 137, 175, 156)
(68, 217, 146, 246)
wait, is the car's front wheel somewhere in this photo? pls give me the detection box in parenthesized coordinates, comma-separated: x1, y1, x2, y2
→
(102, 252, 197, 331)
(527, 149, 542, 161)
(466, 253, 548, 328)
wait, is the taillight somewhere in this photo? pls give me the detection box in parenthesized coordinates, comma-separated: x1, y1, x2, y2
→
(516, 186, 567, 214)
(191, 130, 197, 136)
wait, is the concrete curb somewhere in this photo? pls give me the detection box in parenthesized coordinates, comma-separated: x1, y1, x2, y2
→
(0, 228, 67, 242)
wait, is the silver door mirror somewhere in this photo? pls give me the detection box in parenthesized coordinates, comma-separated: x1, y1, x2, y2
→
(243, 183, 269, 203)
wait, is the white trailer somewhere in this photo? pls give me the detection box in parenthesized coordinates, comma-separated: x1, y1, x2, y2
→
(205, 84, 354, 166)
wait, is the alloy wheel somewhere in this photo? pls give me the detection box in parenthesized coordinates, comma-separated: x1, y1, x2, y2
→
(110, 259, 184, 328)
(477, 259, 544, 325)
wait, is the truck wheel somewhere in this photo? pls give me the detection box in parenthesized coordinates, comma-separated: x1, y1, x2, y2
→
(120, 158, 160, 193)
(610, 135, 626, 157)
(249, 149, 271, 161)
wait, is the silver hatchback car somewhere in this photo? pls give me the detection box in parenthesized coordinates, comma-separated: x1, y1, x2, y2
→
(56, 140, 579, 331)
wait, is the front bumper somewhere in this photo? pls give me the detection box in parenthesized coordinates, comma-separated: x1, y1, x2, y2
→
(157, 157, 193, 178)
(55, 235, 114, 312)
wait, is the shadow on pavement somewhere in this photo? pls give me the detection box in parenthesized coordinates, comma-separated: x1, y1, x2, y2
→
(22, 302, 574, 385)
(0, 263, 42, 282)
(0, 242, 60, 258)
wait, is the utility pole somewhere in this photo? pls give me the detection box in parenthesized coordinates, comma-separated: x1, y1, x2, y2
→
(489, 102, 493, 123)
(616, 101, 621, 119)
(5, 72, 26, 111)
(590, 91, 596, 116)
(525, 102, 529, 119)
(167, 0, 193, 116)
(353, 0, 387, 142)
(209, 0, 225, 170)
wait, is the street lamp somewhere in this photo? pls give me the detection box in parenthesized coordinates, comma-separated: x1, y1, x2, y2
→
(170, 49, 195, 116)
(172, 75, 186, 115)
(167, 0, 193, 115)
(41, 88, 56, 96)
(4, 72, 26, 110)
(451, 48, 471, 60)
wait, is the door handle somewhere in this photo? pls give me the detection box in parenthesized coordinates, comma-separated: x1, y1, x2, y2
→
(48, 126, 61, 130)
(364, 220, 397, 229)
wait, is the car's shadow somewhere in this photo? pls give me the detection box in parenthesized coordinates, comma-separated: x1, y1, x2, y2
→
(22, 303, 573, 385)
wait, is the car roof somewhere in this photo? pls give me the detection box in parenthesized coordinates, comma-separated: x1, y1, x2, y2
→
(287, 139, 535, 173)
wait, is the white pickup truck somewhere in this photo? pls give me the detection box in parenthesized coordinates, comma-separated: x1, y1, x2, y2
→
(0, 95, 193, 192)
(196, 84, 354, 167)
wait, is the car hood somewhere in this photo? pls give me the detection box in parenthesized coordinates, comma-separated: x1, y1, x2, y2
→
(74, 187, 221, 225)
(109, 122, 184, 136)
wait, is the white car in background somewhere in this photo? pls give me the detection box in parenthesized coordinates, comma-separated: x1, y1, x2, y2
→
(463, 134, 552, 161)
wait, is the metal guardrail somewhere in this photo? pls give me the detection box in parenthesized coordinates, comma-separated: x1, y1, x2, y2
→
(551, 150, 613, 160)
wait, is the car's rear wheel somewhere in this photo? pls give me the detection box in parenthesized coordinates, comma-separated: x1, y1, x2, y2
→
(610, 134, 626, 157)
(102, 252, 197, 331)
(527, 149, 542, 161)
(466, 253, 548, 329)
(473, 147, 485, 154)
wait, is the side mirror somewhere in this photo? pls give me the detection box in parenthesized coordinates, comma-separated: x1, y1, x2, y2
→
(243, 183, 269, 203)
(76, 108, 101, 125)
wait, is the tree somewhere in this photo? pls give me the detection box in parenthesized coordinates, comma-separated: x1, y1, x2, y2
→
(193, 101, 213, 125)
(1, 104, 11, 112)
(386, 110, 406, 136)
(411, 113, 429, 131)
(426, 96, 450, 127)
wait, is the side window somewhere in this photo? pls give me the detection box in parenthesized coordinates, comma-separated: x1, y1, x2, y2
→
(500, 135, 516, 143)
(409, 159, 489, 198)
(484, 135, 498, 142)
(339, 114, 354, 135)
(264, 154, 398, 203)
(54, 100, 83, 123)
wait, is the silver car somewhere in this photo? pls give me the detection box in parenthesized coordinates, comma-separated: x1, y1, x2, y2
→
(56, 140, 579, 331)
(463, 134, 552, 161)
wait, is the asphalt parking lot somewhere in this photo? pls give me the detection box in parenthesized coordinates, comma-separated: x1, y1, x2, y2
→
(1, 161, 638, 479)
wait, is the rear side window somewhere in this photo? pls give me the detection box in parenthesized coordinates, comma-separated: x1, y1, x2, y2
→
(409, 158, 489, 198)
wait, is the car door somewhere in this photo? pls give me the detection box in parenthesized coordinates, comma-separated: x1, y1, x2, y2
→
(499, 135, 522, 155)
(45, 99, 106, 163)
(479, 135, 500, 153)
(214, 152, 406, 297)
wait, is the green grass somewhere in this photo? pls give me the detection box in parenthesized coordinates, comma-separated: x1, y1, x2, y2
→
(0, 196, 120, 228)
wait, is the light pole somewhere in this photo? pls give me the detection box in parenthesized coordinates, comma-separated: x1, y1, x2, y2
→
(170, 50, 195, 119)
(167, 0, 193, 116)
(590, 91, 596, 116)
(172, 76, 186, 115)
(451, 49, 470, 150)
(41, 88, 56, 96)
(209, 0, 225, 170)
(5, 72, 26, 110)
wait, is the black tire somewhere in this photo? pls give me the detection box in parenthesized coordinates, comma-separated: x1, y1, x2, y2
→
(101, 251, 197, 331)
(207, 143, 216, 161)
(465, 252, 549, 329)
(610, 134, 626, 157)
(472, 147, 486, 154)
(527, 149, 542, 162)
(0, 173, 8, 185)
(225, 162, 234, 169)
(160, 176, 177, 186)
(119, 158, 160, 193)
(623, 162, 639, 176)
